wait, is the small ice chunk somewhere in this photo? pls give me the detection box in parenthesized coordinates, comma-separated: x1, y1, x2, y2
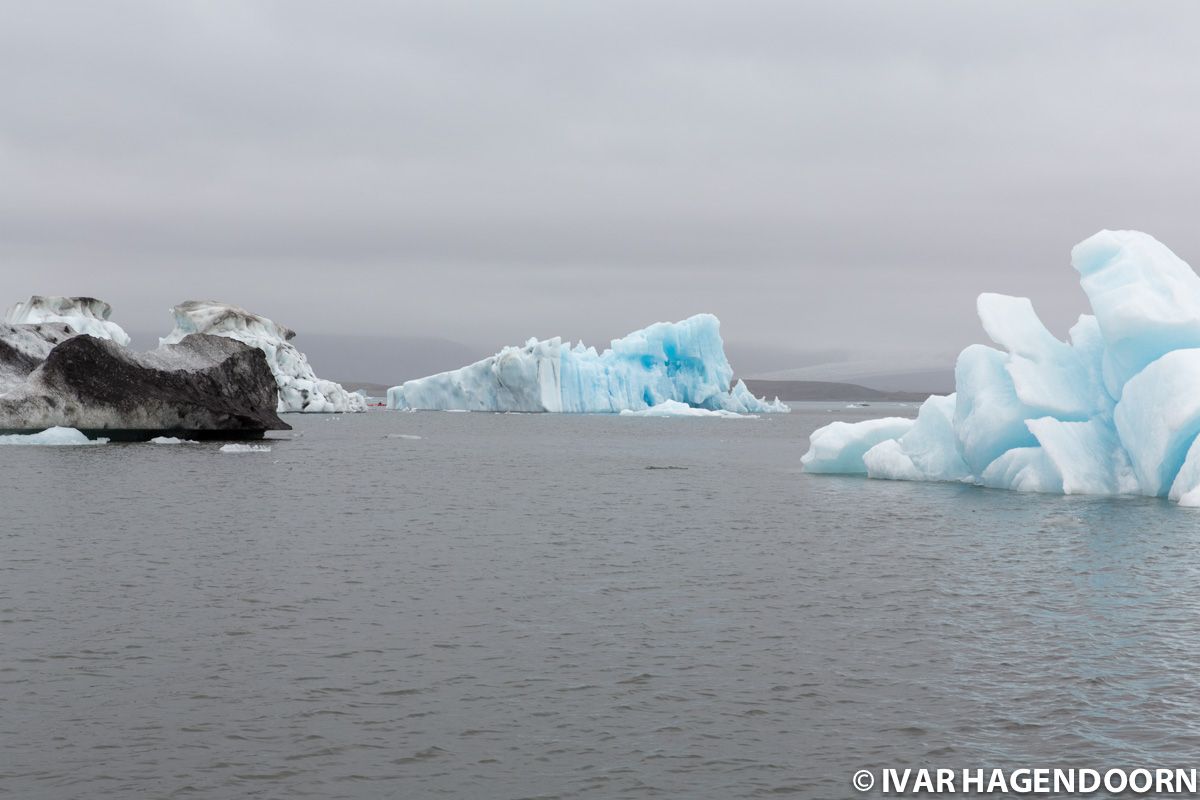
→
(0, 426, 106, 446)
(150, 436, 199, 444)
(219, 443, 272, 453)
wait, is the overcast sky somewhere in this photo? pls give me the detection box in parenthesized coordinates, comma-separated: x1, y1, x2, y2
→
(4, 1, 1200, 376)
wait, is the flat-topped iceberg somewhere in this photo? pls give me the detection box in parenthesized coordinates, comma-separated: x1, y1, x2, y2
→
(387, 314, 789, 415)
(161, 301, 366, 413)
(801, 230, 1200, 507)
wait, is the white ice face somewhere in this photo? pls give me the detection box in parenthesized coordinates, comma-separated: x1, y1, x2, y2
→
(386, 313, 789, 415)
(801, 417, 914, 475)
(4, 296, 131, 347)
(801, 229, 1200, 507)
(160, 301, 366, 413)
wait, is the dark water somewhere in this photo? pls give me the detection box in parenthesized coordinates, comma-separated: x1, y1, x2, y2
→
(3, 404, 1200, 799)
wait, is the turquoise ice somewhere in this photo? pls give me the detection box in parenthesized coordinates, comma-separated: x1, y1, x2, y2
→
(802, 230, 1200, 507)
(388, 314, 788, 415)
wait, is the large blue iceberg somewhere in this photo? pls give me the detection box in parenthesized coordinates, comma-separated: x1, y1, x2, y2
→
(802, 230, 1200, 507)
(387, 313, 788, 414)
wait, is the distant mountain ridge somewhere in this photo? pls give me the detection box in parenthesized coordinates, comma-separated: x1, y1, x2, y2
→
(742, 379, 933, 402)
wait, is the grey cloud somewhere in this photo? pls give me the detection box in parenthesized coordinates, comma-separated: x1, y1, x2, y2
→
(3, 1, 1200, 376)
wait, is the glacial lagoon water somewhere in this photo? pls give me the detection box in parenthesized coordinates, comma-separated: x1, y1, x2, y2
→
(4, 404, 1200, 799)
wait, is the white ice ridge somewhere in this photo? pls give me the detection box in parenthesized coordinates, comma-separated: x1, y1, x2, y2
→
(386, 314, 789, 414)
(800, 229, 1200, 506)
(160, 301, 366, 413)
(5, 296, 131, 346)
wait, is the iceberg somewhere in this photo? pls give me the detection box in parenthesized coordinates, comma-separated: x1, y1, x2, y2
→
(0, 332, 289, 440)
(387, 314, 789, 415)
(4, 296, 131, 347)
(160, 301, 366, 413)
(802, 230, 1200, 507)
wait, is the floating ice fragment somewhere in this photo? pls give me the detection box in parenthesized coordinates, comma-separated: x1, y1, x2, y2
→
(0, 426, 107, 446)
(219, 443, 272, 453)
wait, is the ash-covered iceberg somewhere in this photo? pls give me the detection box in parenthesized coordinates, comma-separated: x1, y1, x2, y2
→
(801, 229, 1200, 507)
(5, 296, 131, 346)
(386, 313, 788, 414)
(160, 301, 366, 413)
(0, 320, 289, 440)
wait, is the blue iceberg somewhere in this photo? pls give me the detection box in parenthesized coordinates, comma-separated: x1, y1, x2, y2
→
(387, 313, 788, 415)
(802, 230, 1200, 507)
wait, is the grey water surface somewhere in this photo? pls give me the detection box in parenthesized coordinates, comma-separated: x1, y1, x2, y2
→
(3, 404, 1200, 799)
